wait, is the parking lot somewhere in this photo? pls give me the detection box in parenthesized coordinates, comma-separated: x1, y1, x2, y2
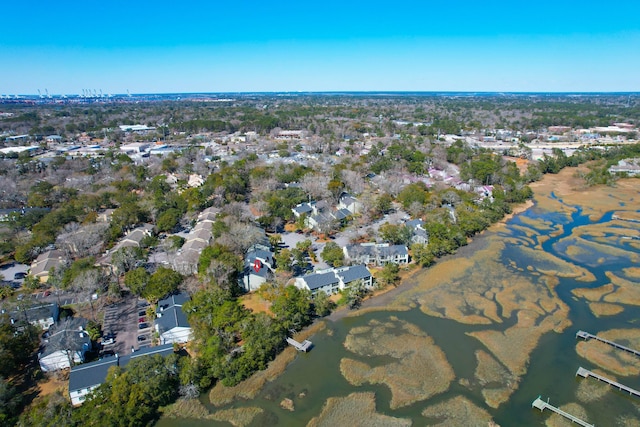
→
(0, 262, 29, 288)
(102, 297, 151, 356)
(136, 301, 152, 349)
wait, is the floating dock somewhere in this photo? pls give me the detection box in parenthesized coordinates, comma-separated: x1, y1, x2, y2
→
(576, 367, 640, 398)
(286, 337, 312, 352)
(576, 330, 640, 357)
(532, 396, 594, 427)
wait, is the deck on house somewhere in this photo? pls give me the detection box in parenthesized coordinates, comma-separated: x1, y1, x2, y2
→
(576, 367, 640, 398)
(532, 396, 594, 427)
(576, 330, 640, 357)
(286, 337, 312, 352)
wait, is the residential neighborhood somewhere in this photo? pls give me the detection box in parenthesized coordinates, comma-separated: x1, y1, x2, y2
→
(1, 93, 639, 425)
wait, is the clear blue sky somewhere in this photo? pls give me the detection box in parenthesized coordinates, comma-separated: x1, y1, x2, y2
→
(1, 1, 639, 94)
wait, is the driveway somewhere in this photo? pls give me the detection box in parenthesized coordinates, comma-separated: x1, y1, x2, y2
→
(280, 232, 314, 250)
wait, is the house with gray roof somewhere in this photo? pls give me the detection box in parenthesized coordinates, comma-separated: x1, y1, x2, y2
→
(295, 265, 372, 295)
(334, 264, 373, 289)
(338, 193, 363, 215)
(295, 270, 340, 295)
(343, 243, 409, 266)
(38, 317, 91, 372)
(406, 218, 429, 245)
(241, 247, 275, 292)
(8, 302, 59, 330)
(172, 207, 218, 275)
(116, 224, 154, 249)
(68, 343, 175, 405)
(292, 202, 314, 218)
(293, 200, 353, 231)
(155, 293, 191, 344)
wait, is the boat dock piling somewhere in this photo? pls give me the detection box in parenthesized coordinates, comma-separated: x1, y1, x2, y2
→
(576, 330, 640, 357)
(532, 396, 594, 427)
(576, 367, 640, 398)
(286, 337, 312, 352)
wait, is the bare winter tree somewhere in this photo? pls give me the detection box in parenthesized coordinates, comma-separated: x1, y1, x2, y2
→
(341, 169, 366, 195)
(217, 220, 266, 255)
(0, 175, 24, 207)
(300, 173, 330, 201)
(111, 246, 144, 276)
(221, 202, 254, 223)
(56, 222, 108, 258)
(72, 269, 108, 321)
(377, 170, 405, 198)
(181, 275, 203, 295)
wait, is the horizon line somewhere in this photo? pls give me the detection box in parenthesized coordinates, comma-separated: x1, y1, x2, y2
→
(4, 90, 640, 97)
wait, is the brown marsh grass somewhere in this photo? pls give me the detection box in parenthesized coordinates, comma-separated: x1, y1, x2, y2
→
(545, 402, 589, 427)
(587, 302, 624, 317)
(421, 395, 495, 426)
(306, 392, 411, 427)
(160, 398, 211, 419)
(572, 283, 615, 302)
(576, 329, 640, 377)
(208, 407, 264, 427)
(603, 272, 640, 306)
(341, 317, 454, 409)
(474, 350, 518, 408)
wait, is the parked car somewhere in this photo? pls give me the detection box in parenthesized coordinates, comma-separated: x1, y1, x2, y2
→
(138, 323, 149, 329)
(14, 272, 27, 280)
(138, 310, 147, 317)
(138, 317, 146, 323)
(43, 290, 51, 297)
(137, 335, 147, 342)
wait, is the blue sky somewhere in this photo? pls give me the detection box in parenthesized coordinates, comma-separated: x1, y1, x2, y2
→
(1, 1, 639, 94)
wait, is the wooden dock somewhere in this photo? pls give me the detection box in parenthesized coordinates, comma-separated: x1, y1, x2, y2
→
(576, 367, 640, 398)
(286, 337, 312, 352)
(532, 396, 594, 427)
(576, 330, 640, 357)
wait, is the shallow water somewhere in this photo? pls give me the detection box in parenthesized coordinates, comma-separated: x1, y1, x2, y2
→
(158, 182, 640, 426)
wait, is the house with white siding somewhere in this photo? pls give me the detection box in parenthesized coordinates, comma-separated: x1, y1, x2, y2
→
(295, 265, 373, 296)
(38, 317, 91, 372)
(68, 344, 175, 405)
(155, 293, 192, 345)
(343, 243, 409, 266)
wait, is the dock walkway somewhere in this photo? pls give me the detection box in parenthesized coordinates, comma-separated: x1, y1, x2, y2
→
(286, 337, 312, 352)
(576, 367, 640, 398)
(576, 330, 640, 357)
(532, 396, 594, 427)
